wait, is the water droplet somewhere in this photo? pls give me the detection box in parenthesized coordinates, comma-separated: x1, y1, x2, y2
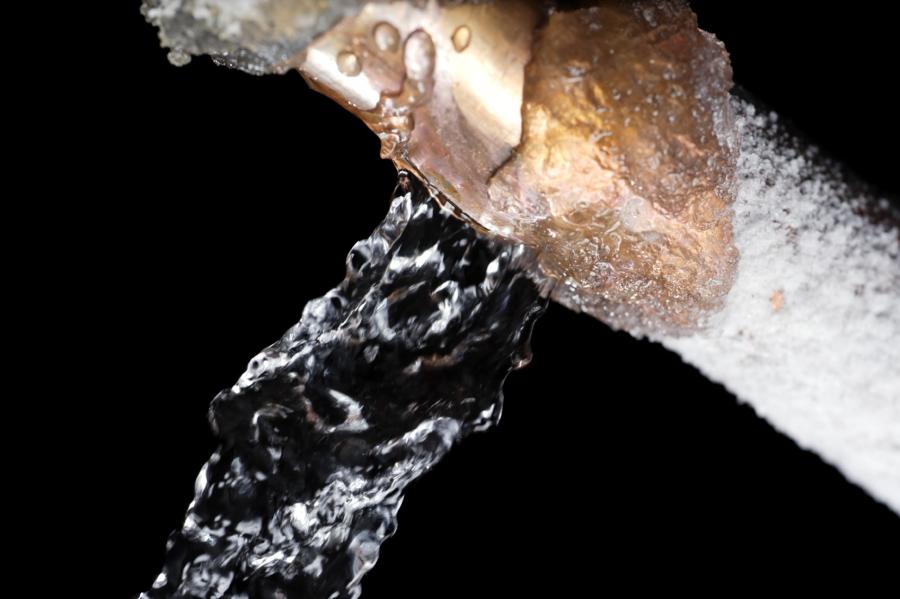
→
(403, 30, 435, 81)
(451, 25, 471, 52)
(336, 50, 362, 77)
(373, 21, 400, 52)
(167, 49, 191, 67)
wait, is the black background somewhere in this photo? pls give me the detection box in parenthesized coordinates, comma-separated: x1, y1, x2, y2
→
(71, 2, 900, 597)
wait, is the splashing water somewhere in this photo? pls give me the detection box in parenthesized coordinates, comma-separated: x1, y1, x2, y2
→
(141, 175, 546, 599)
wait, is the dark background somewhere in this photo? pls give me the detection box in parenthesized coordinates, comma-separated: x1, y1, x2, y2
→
(71, 2, 899, 597)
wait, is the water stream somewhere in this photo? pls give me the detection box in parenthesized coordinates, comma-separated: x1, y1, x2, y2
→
(141, 175, 546, 599)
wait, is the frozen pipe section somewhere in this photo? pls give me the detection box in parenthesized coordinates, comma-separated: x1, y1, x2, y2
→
(142, 0, 899, 517)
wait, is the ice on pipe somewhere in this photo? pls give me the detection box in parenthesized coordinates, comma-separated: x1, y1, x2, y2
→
(658, 99, 900, 512)
(142, 0, 366, 73)
(484, 3, 740, 335)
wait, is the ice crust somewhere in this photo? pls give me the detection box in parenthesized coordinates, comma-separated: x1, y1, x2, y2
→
(142, 0, 365, 73)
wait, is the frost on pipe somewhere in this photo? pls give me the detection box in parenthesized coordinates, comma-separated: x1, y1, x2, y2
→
(140, 177, 545, 598)
(657, 99, 900, 512)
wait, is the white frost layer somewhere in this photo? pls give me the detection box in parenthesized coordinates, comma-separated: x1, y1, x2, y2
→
(658, 100, 900, 512)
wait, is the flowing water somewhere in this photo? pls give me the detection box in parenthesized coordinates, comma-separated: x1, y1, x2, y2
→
(140, 175, 547, 599)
